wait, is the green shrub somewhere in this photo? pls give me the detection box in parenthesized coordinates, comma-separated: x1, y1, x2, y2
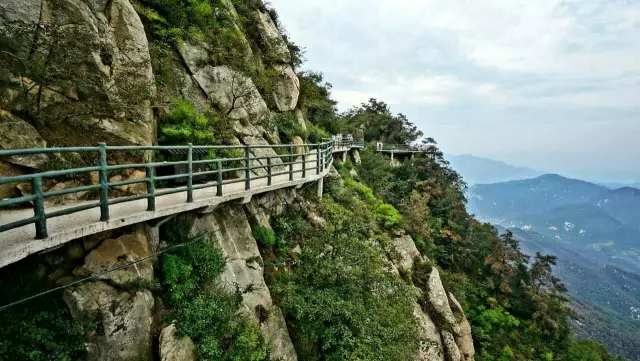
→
(160, 220, 272, 361)
(271, 204, 420, 361)
(374, 203, 403, 228)
(0, 263, 86, 360)
(252, 226, 276, 248)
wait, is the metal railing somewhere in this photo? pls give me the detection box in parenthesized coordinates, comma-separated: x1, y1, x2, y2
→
(323, 137, 365, 149)
(376, 143, 427, 152)
(0, 139, 359, 239)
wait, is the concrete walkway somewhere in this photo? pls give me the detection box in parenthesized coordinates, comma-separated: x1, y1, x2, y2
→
(0, 147, 346, 268)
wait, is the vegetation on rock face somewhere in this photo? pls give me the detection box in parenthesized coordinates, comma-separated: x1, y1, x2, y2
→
(266, 180, 420, 361)
(0, 262, 86, 361)
(160, 219, 273, 360)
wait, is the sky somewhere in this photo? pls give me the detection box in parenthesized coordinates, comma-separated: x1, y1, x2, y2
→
(269, 0, 640, 183)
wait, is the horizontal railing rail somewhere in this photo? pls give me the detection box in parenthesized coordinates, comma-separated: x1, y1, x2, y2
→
(377, 143, 427, 151)
(0, 138, 362, 240)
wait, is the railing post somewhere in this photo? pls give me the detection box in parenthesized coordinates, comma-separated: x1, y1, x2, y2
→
(245, 144, 251, 190)
(316, 144, 320, 175)
(216, 160, 223, 196)
(302, 153, 306, 178)
(146, 166, 155, 211)
(267, 156, 272, 186)
(289, 144, 294, 181)
(319, 144, 324, 173)
(187, 143, 193, 203)
(98, 142, 109, 222)
(32, 177, 47, 239)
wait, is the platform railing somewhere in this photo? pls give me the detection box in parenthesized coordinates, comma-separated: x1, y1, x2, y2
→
(0, 139, 352, 239)
(378, 143, 426, 151)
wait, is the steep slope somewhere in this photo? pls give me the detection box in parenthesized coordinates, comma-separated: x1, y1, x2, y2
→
(446, 154, 542, 186)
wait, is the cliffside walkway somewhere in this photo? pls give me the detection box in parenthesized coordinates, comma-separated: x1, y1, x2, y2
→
(0, 138, 364, 268)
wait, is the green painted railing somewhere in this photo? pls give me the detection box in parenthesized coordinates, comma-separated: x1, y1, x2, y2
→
(0, 139, 361, 239)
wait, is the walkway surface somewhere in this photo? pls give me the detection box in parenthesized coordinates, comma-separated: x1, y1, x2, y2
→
(0, 146, 357, 268)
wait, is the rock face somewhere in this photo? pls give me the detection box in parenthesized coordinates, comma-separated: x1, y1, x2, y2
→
(159, 324, 197, 361)
(74, 231, 153, 285)
(63, 281, 155, 361)
(187, 203, 298, 361)
(351, 149, 361, 164)
(393, 233, 422, 271)
(414, 303, 445, 361)
(0, 0, 156, 147)
(272, 65, 300, 112)
(427, 267, 460, 335)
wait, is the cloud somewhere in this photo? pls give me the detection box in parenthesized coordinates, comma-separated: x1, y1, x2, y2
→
(270, 0, 640, 181)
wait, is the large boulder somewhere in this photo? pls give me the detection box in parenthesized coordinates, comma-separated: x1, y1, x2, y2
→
(0, 0, 156, 146)
(272, 64, 300, 112)
(392, 233, 422, 272)
(252, 10, 290, 63)
(448, 293, 475, 361)
(441, 330, 462, 361)
(427, 267, 460, 334)
(351, 148, 361, 164)
(63, 281, 154, 361)
(414, 302, 444, 361)
(74, 231, 153, 286)
(177, 41, 269, 121)
(159, 324, 197, 361)
(261, 305, 298, 361)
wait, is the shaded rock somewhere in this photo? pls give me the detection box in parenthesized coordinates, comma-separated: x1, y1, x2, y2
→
(110, 169, 147, 195)
(456, 317, 475, 361)
(159, 324, 197, 361)
(428, 267, 460, 334)
(261, 305, 298, 361)
(67, 242, 86, 261)
(63, 281, 154, 361)
(0, 160, 22, 200)
(393, 234, 422, 272)
(414, 302, 444, 361)
(442, 330, 461, 361)
(272, 65, 300, 112)
(0, 110, 48, 169)
(351, 149, 361, 164)
(292, 135, 307, 155)
(74, 231, 153, 285)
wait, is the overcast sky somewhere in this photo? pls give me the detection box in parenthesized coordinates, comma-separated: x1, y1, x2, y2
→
(270, 0, 640, 183)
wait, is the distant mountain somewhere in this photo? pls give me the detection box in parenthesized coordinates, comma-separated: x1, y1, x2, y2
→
(473, 175, 640, 360)
(467, 174, 608, 222)
(599, 182, 640, 190)
(445, 154, 542, 186)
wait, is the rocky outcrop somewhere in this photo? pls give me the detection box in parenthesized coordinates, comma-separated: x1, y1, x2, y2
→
(414, 303, 445, 361)
(0, 0, 156, 147)
(187, 204, 298, 361)
(392, 231, 423, 272)
(427, 267, 460, 335)
(293, 109, 308, 132)
(448, 293, 475, 361)
(159, 324, 197, 361)
(272, 64, 300, 112)
(63, 281, 155, 361)
(253, 10, 291, 63)
(351, 149, 361, 164)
